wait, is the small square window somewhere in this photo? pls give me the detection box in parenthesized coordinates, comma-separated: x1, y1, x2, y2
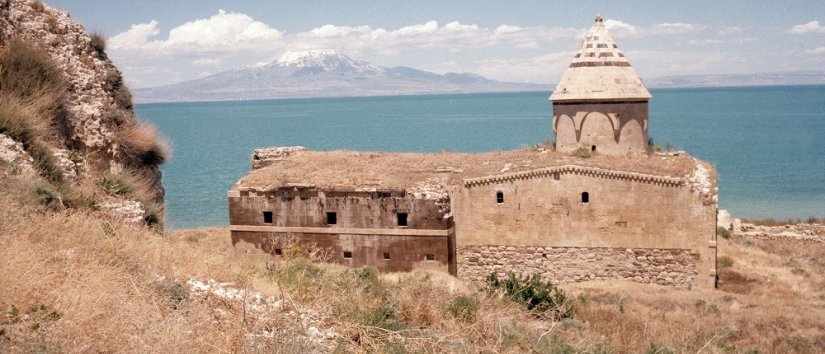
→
(326, 212, 337, 225)
(496, 191, 504, 204)
(263, 211, 273, 224)
(274, 248, 283, 256)
(425, 254, 435, 261)
(343, 251, 353, 259)
(581, 192, 590, 204)
(383, 252, 391, 260)
(397, 212, 408, 226)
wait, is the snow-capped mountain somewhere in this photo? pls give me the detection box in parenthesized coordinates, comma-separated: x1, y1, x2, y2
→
(134, 50, 547, 103)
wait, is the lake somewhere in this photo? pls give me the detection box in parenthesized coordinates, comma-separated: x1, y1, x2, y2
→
(137, 86, 825, 229)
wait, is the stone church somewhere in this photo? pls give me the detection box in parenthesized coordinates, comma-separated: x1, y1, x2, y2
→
(228, 16, 719, 289)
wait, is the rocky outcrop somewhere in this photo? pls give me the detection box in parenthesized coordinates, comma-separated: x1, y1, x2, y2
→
(0, 0, 165, 222)
(0, 133, 35, 175)
(251, 146, 306, 169)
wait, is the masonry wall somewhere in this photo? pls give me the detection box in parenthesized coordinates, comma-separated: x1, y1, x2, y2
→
(452, 169, 716, 288)
(553, 101, 649, 156)
(228, 187, 454, 273)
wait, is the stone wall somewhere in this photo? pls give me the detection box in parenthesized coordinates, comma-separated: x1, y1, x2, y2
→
(459, 245, 700, 288)
(230, 230, 454, 274)
(553, 101, 648, 155)
(452, 164, 717, 289)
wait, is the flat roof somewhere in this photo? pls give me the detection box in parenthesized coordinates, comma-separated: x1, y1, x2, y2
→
(234, 147, 702, 193)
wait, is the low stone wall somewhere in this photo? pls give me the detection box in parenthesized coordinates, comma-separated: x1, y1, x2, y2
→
(458, 245, 700, 288)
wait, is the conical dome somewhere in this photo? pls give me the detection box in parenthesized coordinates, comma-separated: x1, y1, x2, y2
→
(550, 16, 651, 102)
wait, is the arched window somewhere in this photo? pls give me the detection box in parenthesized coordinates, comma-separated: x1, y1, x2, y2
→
(581, 192, 590, 204)
(496, 191, 504, 204)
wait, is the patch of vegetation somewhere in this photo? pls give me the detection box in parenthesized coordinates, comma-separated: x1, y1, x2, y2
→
(573, 146, 592, 158)
(718, 256, 734, 269)
(717, 226, 731, 239)
(0, 40, 66, 116)
(98, 172, 135, 196)
(33, 183, 63, 210)
(485, 272, 573, 319)
(445, 295, 479, 322)
(358, 302, 405, 332)
(90, 33, 107, 56)
(646, 343, 675, 354)
(117, 121, 171, 167)
(30, 0, 46, 13)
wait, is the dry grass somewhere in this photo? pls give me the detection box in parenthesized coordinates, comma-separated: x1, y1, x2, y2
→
(29, 0, 46, 13)
(89, 32, 106, 56)
(0, 95, 63, 183)
(2, 172, 824, 352)
(116, 121, 171, 167)
(0, 40, 66, 117)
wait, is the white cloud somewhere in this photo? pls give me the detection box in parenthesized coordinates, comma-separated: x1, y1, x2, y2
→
(718, 26, 744, 36)
(653, 22, 702, 35)
(475, 52, 574, 83)
(688, 39, 724, 46)
(789, 20, 825, 34)
(605, 19, 639, 38)
(109, 20, 161, 50)
(805, 47, 825, 55)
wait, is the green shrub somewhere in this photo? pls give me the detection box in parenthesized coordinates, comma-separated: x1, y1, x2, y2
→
(446, 295, 478, 322)
(359, 303, 405, 332)
(486, 272, 573, 319)
(717, 226, 731, 239)
(98, 172, 135, 196)
(718, 256, 734, 269)
(33, 183, 63, 210)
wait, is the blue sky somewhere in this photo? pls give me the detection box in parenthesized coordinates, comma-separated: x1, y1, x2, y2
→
(47, 0, 825, 88)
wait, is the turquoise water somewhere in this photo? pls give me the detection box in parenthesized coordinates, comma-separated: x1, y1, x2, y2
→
(136, 86, 825, 229)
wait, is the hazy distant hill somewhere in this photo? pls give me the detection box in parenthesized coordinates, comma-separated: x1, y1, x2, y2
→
(646, 71, 825, 89)
(134, 50, 547, 103)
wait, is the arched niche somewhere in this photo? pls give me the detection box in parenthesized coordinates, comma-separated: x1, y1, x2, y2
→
(555, 114, 577, 149)
(619, 118, 646, 151)
(579, 112, 616, 148)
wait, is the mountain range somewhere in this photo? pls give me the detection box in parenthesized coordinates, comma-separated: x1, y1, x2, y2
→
(134, 50, 547, 103)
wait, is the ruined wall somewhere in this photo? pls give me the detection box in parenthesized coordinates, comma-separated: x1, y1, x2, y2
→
(452, 166, 716, 288)
(553, 101, 648, 156)
(228, 187, 455, 273)
(231, 231, 452, 273)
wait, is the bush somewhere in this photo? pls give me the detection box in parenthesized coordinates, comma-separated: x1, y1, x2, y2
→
(98, 172, 135, 196)
(105, 70, 134, 110)
(573, 146, 592, 158)
(359, 303, 405, 332)
(30, 0, 46, 13)
(33, 183, 63, 210)
(717, 226, 731, 240)
(117, 121, 170, 167)
(446, 295, 479, 322)
(0, 40, 66, 115)
(0, 96, 63, 183)
(718, 256, 734, 269)
(486, 272, 573, 319)
(90, 33, 107, 56)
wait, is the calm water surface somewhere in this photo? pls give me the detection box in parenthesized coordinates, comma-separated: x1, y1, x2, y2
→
(136, 86, 825, 229)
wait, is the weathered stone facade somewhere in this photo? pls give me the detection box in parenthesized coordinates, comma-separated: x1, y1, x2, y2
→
(227, 16, 719, 290)
(459, 245, 700, 288)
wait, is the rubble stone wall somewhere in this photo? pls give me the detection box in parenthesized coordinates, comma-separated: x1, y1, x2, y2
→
(459, 245, 699, 288)
(453, 167, 717, 288)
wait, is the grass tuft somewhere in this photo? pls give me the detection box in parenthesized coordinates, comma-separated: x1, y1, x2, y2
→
(486, 272, 573, 320)
(445, 295, 478, 322)
(30, 0, 46, 13)
(89, 33, 107, 56)
(117, 121, 171, 167)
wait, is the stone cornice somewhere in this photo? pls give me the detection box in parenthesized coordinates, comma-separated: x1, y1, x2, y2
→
(463, 165, 684, 188)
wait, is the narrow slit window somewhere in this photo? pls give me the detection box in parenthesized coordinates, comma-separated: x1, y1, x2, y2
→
(263, 211, 273, 224)
(383, 252, 391, 260)
(591, 145, 597, 152)
(425, 254, 435, 261)
(343, 251, 353, 259)
(581, 192, 590, 204)
(496, 191, 504, 204)
(397, 212, 408, 226)
(326, 212, 337, 225)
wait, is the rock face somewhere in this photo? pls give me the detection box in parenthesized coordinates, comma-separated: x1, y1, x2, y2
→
(0, 0, 164, 212)
(251, 146, 306, 169)
(0, 133, 35, 175)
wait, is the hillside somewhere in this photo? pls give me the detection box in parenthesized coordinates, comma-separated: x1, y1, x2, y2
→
(134, 50, 547, 103)
(646, 70, 825, 89)
(0, 0, 168, 225)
